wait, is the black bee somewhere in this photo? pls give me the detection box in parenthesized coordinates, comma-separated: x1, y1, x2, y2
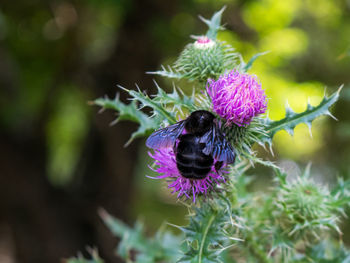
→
(146, 110, 235, 179)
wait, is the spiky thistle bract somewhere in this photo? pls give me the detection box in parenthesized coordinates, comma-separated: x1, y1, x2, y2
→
(73, 7, 350, 263)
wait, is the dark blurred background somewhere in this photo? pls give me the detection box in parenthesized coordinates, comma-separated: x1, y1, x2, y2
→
(1, 0, 350, 262)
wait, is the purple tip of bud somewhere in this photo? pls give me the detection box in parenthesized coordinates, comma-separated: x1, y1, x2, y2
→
(194, 36, 215, 49)
(196, 36, 211, 44)
(206, 70, 267, 127)
(148, 148, 226, 202)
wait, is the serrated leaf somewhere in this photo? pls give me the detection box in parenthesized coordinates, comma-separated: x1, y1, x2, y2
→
(121, 85, 178, 124)
(329, 178, 350, 213)
(178, 203, 237, 263)
(268, 227, 294, 262)
(240, 51, 269, 72)
(99, 209, 182, 262)
(152, 83, 197, 112)
(274, 167, 288, 186)
(147, 65, 184, 79)
(93, 82, 205, 145)
(66, 248, 104, 263)
(260, 87, 342, 146)
(93, 83, 192, 146)
(93, 94, 159, 146)
(241, 151, 280, 170)
(199, 6, 226, 40)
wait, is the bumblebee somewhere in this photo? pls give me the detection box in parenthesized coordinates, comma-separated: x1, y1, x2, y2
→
(146, 110, 235, 179)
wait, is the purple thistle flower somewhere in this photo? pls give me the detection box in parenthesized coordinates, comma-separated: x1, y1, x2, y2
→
(206, 70, 267, 127)
(148, 148, 226, 202)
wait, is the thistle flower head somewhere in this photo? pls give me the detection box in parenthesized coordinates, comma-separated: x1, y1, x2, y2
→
(148, 148, 226, 202)
(207, 70, 267, 127)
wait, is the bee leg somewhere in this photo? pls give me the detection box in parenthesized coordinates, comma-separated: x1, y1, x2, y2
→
(214, 161, 223, 172)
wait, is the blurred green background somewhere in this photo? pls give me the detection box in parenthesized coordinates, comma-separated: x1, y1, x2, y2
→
(0, 0, 350, 262)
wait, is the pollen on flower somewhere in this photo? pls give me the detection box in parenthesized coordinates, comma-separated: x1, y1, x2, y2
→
(206, 70, 267, 127)
(148, 148, 226, 202)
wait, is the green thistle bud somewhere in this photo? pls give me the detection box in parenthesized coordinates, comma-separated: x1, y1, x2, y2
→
(276, 172, 339, 241)
(222, 118, 267, 157)
(174, 36, 237, 82)
(223, 123, 247, 146)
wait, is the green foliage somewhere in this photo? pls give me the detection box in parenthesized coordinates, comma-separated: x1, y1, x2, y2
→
(239, 51, 269, 73)
(123, 86, 178, 124)
(93, 83, 213, 145)
(94, 93, 160, 146)
(147, 65, 184, 80)
(84, 7, 350, 263)
(274, 166, 342, 240)
(260, 86, 342, 149)
(152, 84, 197, 113)
(224, 118, 267, 155)
(99, 209, 182, 263)
(177, 200, 240, 263)
(301, 240, 350, 263)
(226, 165, 350, 263)
(200, 6, 226, 40)
(66, 248, 104, 263)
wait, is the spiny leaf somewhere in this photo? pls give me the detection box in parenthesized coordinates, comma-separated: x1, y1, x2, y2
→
(93, 94, 159, 146)
(147, 65, 184, 79)
(260, 86, 342, 146)
(119, 85, 178, 124)
(99, 209, 182, 262)
(328, 178, 350, 218)
(199, 6, 226, 40)
(268, 228, 294, 261)
(240, 51, 269, 72)
(152, 82, 197, 112)
(241, 152, 279, 170)
(178, 203, 237, 263)
(66, 248, 104, 263)
(305, 240, 350, 263)
(273, 167, 288, 186)
(92, 83, 200, 145)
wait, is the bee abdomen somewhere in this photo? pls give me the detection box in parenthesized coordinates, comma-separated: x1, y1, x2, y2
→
(175, 134, 214, 179)
(175, 152, 213, 180)
(176, 162, 211, 179)
(176, 154, 212, 168)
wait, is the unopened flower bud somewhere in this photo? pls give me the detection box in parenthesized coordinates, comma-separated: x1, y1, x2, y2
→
(174, 37, 237, 82)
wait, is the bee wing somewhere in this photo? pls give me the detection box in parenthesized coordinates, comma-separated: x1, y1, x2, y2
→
(146, 121, 185, 149)
(200, 128, 215, 154)
(201, 124, 235, 164)
(212, 131, 235, 163)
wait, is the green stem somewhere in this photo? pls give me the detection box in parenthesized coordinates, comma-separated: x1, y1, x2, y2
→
(198, 214, 216, 263)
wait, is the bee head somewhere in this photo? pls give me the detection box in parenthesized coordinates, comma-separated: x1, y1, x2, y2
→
(185, 110, 215, 135)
